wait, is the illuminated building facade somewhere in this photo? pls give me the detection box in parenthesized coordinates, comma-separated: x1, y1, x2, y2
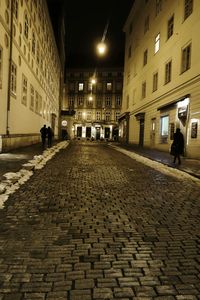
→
(121, 0, 200, 158)
(0, 0, 62, 151)
(62, 68, 123, 140)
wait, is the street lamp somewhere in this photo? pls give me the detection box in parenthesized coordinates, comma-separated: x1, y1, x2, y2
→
(96, 20, 109, 57)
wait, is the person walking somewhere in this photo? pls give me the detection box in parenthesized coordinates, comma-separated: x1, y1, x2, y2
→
(40, 125, 47, 148)
(47, 126, 54, 147)
(171, 128, 184, 165)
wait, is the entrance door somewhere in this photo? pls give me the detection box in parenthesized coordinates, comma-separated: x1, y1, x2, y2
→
(86, 127, 91, 138)
(77, 126, 82, 138)
(150, 118, 156, 147)
(96, 127, 100, 140)
(105, 127, 110, 139)
(139, 119, 144, 146)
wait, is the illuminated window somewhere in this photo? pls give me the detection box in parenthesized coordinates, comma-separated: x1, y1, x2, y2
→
(167, 15, 174, 39)
(11, 62, 17, 95)
(106, 82, 112, 91)
(165, 60, 172, 84)
(181, 43, 191, 73)
(21, 74, 28, 106)
(160, 115, 169, 137)
(184, 0, 193, 20)
(78, 83, 84, 91)
(30, 84, 34, 111)
(154, 33, 160, 53)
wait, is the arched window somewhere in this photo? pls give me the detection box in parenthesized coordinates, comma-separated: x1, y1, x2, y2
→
(24, 12, 29, 39)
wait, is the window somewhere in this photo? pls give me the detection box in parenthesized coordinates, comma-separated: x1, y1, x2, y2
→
(69, 82, 75, 91)
(181, 43, 191, 73)
(143, 49, 148, 66)
(165, 60, 172, 84)
(105, 96, 111, 107)
(77, 111, 82, 120)
(0, 46, 2, 88)
(78, 83, 84, 91)
(77, 96, 84, 106)
(32, 31, 36, 55)
(126, 95, 129, 108)
(22, 74, 28, 106)
(156, 0, 162, 16)
(24, 12, 29, 39)
(96, 97, 102, 107)
(30, 84, 34, 111)
(115, 96, 121, 107)
(153, 72, 158, 92)
(69, 96, 74, 107)
(11, 62, 17, 95)
(184, 0, 193, 20)
(86, 111, 92, 121)
(155, 33, 160, 53)
(106, 82, 112, 91)
(128, 45, 132, 58)
(97, 82, 102, 91)
(160, 115, 169, 137)
(115, 112, 120, 121)
(116, 82, 122, 91)
(167, 15, 174, 39)
(13, 0, 19, 19)
(96, 111, 101, 121)
(144, 15, 149, 34)
(105, 111, 111, 121)
(142, 81, 146, 99)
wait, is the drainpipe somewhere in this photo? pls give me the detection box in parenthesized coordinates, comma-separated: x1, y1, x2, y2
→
(6, 0, 14, 135)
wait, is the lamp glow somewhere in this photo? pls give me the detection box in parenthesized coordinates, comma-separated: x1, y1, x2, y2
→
(97, 42, 107, 55)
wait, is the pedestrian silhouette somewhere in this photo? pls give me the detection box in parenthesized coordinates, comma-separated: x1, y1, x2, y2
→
(47, 126, 54, 147)
(171, 128, 184, 165)
(40, 125, 47, 148)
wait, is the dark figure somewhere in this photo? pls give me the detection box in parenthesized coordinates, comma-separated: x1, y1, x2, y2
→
(47, 126, 53, 147)
(40, 125, 47, 148)
(171, 128, 184, 164)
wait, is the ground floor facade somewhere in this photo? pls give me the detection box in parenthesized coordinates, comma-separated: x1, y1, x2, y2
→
(119, 77, 200, 159)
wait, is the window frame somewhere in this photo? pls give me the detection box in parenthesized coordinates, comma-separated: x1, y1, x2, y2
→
(167, 15, 174, 40)
(165, 60, 172, 84)
(181, 43, 191, 73)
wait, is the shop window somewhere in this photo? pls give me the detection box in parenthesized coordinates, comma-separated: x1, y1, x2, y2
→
(160, 115, 169, 142)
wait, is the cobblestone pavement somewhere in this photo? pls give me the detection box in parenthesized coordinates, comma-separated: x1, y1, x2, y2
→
(0, 141, 200, 300)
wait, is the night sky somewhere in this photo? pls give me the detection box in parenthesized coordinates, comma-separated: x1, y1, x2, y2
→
(47, 0, 134, 68)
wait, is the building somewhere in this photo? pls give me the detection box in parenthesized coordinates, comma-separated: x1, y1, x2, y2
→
(0, 0, 62, 152)
(121, 0, 200, 158)
(62, 68, 123, 140)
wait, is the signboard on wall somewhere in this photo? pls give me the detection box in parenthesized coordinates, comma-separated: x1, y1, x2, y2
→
(191, 122, 198, 138)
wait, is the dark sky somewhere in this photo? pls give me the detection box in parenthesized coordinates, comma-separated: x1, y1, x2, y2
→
(47, 0, 134, 68)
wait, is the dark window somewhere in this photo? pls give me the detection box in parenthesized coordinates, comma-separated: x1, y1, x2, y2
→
(167, 15, 174, 39)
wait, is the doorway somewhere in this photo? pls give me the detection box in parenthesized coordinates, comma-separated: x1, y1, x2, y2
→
(139, 119, 144, 146)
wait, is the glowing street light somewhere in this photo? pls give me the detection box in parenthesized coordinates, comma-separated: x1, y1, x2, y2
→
(97, 42, 107, 56)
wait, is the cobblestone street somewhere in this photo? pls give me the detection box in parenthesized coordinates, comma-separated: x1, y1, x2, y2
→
(0, 141, 200, 300)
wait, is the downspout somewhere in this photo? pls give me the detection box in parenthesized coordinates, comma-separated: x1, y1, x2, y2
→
(6, 0, 14, 135)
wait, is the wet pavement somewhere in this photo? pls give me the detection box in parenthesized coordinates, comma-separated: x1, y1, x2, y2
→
(0, 141, 200, 299)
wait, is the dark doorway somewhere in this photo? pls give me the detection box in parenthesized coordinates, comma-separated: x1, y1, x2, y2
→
(77, 126, 82, 138)
(139, 119, 144, 146)
(86, 127, 91, 138)
(96, 127, 100, 140)
(105, 127, 110, 139)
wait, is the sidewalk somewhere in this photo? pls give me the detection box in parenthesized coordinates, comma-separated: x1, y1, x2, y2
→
(112, 142, 200, 179)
